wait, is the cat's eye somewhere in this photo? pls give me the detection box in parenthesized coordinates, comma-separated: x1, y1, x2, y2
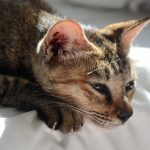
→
(90, 83, 106, 94)
(125, 81, 135, 92)
(88, 82, 112, 103)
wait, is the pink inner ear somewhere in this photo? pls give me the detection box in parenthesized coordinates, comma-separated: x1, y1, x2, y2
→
(45, 20, 86, 48)
(50, 31, 68, 45)
(120, 22, 148, 55)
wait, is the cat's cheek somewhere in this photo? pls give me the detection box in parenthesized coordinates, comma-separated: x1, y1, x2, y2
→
(47, 83, 88, 104)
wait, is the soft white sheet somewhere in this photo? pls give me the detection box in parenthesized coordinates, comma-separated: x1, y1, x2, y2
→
(0, 47, 150, 150)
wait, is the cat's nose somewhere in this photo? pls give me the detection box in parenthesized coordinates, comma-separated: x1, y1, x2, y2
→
(117, 110, 133, 123)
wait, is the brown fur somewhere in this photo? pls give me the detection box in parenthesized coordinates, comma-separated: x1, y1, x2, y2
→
(0, 0, 149, 132)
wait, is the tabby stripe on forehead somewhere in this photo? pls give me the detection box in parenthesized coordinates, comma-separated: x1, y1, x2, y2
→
(104, 67, 110, 80)
(85, 31, 101, 46)
(111, 61, 119, 74)
(91, 67, 110, 80)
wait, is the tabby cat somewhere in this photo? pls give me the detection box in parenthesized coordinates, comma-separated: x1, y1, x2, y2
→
(0, 0, 149, 133)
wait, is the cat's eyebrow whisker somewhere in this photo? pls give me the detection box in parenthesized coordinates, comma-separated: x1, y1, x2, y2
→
(87, 68, 99, 75)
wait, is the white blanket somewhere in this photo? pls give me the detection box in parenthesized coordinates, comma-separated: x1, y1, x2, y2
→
(0, 47, 150, 150)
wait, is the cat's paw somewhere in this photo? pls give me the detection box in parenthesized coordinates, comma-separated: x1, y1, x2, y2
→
(37, 106, 84, 133)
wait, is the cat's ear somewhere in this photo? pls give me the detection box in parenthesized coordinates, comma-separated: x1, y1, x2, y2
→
(101, 17, 150, 56)
(39, 19, 90, 60)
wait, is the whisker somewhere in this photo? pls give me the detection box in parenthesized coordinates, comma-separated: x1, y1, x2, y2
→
(89, 111, 106, 116)
(87, 68, 99, 75)
(92, 114, 112, 122)
(34, 99, 116, 127)
(33, 95, 114, 124)
(90, 116, 105, 126)
(49, 101, 92, 116)
(33, 100, 92, 117)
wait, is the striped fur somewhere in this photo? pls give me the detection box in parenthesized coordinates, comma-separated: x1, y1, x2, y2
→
(0, 0, 149, 132)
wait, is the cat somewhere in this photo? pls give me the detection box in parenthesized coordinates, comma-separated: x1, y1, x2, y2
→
(0, 0, 149, 133)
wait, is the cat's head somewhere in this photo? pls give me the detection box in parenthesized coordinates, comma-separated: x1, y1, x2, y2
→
(36, 17, 150, 128)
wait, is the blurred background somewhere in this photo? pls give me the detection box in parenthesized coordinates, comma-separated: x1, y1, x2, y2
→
(49, 0, 150, 48)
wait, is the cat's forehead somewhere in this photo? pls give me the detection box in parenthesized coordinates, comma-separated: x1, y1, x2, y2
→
(84, 28, 133, 80)
(87, 51, 133, 82)
(85, 28, 116, 51)
(88, 59, 131, 80)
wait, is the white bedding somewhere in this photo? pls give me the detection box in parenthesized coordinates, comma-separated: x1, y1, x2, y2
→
(0, 47, 150, 150)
